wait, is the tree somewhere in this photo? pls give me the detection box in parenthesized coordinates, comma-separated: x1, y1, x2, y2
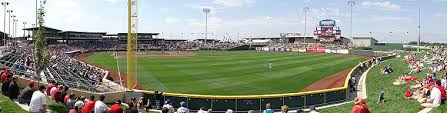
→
(34, 0, 49, 82)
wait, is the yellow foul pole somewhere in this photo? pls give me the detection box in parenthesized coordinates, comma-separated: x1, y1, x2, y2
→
(127, 0, 138, 89)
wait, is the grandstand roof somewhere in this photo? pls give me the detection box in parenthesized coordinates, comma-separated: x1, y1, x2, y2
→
(23, 27, 62, 32)
(63, 31, 107, 35)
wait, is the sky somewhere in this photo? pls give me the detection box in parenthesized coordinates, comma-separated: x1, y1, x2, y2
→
(3, 0, 447, 43)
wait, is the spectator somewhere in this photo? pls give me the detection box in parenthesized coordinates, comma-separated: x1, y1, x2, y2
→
(124, 102, 138, 113)
(161, 107, 169, 113)
(64, 92, 72, 105)
(75, 96, 85, 111)
(137, 97, 150, 113)
(18, 80, 35, 105)
(162, 99, 174, 113)
(197, 107, 207, 113)
(263, 103, 273, 113)
(0, 68, 10, 82)
(207, 109, 213, 113)
(69, 106, 79, 113)
(1, 73, 12, 96)
(248, 110, 255, 113)
(8, 75, 20, 100)
(59, 86, 70, 104)
(177, 101, 189, 113)
(281, 105, 288, 113)
(154, 91, 163, 109)
(66, 94, 76, 109)
(309, 105, 319, 113)
(421, 83, 441, 108)
(296, 109, 303, 113)
(226, 109, 233, 113)
(351, 97, 370, 113)
(360, 99, 371, 113)
(377, 90, 385, 104)
(435, 80, 446, 102)
(94, 95, 108, 113)
(82, 95, 96, 113)
(110, 100, 123, 113)
(28, 85, 47, 113)
(53, 85, 63, 102)
(46, 81, 56, 96)
(49, 83, 59, 98)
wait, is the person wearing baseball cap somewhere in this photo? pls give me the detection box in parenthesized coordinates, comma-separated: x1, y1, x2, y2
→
(177, 101, 189, 113)
(162, 99, 174, 113)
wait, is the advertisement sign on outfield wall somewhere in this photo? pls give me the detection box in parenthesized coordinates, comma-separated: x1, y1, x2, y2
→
(263, 47, 269, 51)
(337, 49, 349, 54)
(325, 49, 331, 53)
(317, 48, 325, 53)
(298, 48, 306, 52)
(331, 49, 338, 53)
(292, 48, 299, 52)
(306, 48, 316, 52)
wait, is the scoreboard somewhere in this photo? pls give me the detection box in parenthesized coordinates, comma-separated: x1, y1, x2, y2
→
(313, 19, 341, 42)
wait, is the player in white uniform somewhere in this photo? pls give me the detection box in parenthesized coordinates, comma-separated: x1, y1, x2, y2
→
(268, 61, 272, 71)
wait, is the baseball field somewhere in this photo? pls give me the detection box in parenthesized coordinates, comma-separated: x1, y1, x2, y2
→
(81, 51, 367, 95)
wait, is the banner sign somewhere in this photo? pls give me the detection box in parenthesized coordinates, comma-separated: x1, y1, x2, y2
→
(298, 48, 306, 52)
(306, 48, 316, 52)
(317, 48, 325, 53)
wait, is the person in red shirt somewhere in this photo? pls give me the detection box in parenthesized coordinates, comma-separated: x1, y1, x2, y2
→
(405, 89, 412, 99)
(436, 80, 446, 101)
(64, 93, 72, 105)
(360, 99, 371, 113)
(82, 95, 96, 113)
(109, 100, 123, 113)
(46, 81, 56, 96)
(53, 85, 63, 102)
(1, 69, 10, 82)
(351, 97, 370, 113)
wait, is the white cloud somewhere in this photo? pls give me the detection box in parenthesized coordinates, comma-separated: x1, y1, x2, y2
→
(369, 15, 410, 21)
(213, 0, 255, 7)
(434, 13, 447, 19)
(361, 1, 401, 11)
(164, 17, 181, 24)
(103, 0, 119, 3)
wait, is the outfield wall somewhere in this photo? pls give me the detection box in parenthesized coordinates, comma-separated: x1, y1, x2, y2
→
(136, 54, 396, 112)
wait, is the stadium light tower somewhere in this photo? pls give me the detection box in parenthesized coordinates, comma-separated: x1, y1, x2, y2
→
(9, 14, 15, 38)
(303, 7, 309, 43)
(23, 22, 26, 37)
(417, 0, 421, 52)
(348, 0, 355, 39)
(1, 2, 8, 47)
(13, 19, 17, 38)
(202, 8, 210, 45)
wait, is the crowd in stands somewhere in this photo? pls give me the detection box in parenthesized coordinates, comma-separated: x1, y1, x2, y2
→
(265, 43, 350, 50)
(115, 42, 242, 51)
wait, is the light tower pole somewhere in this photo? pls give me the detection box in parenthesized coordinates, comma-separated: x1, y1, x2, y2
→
(9, 14, 15, 38)
(202, 8, 210, 45)
(13, 19, 17, 38)
(348, 0, 355, 39)
(23, 22, 26, 37)
(417, 0, 421, 52)
(1, 2, 8, 47)
(303, 7, 309, 43)
(31, 24, 35, 37)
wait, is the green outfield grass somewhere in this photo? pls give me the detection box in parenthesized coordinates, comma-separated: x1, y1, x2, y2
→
(319, 55, 447, 113)
(84, 51, 367, 95)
